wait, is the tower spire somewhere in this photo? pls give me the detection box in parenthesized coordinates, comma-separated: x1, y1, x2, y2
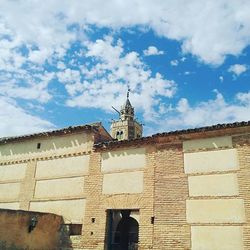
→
(110, 89, 143, 141)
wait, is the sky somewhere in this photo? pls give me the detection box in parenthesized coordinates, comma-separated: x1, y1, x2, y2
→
(0, 0, 250, 137)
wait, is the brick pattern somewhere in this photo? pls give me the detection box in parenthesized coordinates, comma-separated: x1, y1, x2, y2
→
(0, 128, 250, 250)
(233, 134, 250, 249)
(79, 146, 155, 250)
(153, 144, 191, 250)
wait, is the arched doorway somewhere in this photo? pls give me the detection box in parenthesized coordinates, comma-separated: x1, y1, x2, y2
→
(116, 211, 139, 250)
(106, 210, 139, 250)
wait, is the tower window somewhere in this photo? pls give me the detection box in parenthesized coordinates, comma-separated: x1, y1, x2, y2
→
(37, 143, 41, 149)
(120, 131, 123, 139)
(116, 131, 124, 140)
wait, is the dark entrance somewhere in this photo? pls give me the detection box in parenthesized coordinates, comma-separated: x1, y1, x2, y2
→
(105, 209, 139, 250)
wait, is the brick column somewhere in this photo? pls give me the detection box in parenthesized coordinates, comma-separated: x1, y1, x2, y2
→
(81, 151, 104, 250)
(234, 135, 250, 249)
(153, 144, 190, 250)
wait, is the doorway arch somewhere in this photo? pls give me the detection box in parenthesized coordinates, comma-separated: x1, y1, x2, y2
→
(115, 210, 139, 250)
(106, 210, 139, 250)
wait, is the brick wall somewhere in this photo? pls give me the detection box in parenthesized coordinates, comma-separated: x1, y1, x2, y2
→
(80, 146, 155, 250)
(234, 134, 250, 249)
(153, 143, 190, 250)
(0, 126, 250, 250)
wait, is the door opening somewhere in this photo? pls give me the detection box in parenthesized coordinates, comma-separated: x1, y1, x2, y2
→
(105, 209, 139, 250)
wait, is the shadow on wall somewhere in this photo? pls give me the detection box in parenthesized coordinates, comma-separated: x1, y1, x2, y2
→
(0, 209, 73, 250)
(101, 148, 145, 160)
(0, 133, 90, 157)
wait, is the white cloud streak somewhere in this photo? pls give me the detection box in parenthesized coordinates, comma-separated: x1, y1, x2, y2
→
(143, 46, 164, 56)
(228, 64, 248, 76)
(153, 90, 250, 133)
(170, 60, 179, 66)
(0, 97, 55, 137)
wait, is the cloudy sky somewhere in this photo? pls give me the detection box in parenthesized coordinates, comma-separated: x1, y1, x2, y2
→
(0, 0, 250, 137)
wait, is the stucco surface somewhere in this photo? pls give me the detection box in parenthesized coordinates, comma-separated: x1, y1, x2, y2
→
(0, 202, 19, 210)
(0, 133, 91, 157)
(184, 149, 238, 174)
(186, 199, 245, 223)
(34, 177, 85, 199)
(102, 171, 144, 194)
(30, 199, 85, 223)
(191, 226, 243, 250)
(0, 163, 26, 181)
(183, 136, 232, 151)
(188, 173, 239, 197)
(36, 155, 89, 179)
(0, 183, 20, 200)
(101, 148, 146, 172)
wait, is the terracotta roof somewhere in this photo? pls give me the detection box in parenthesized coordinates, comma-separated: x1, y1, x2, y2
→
(1, 120, 249, 146)
(94, 121, 250, 149)
(0, 122, 103, 144)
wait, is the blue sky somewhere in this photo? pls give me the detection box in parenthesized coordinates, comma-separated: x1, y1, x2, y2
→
(0, 0, 250, 137)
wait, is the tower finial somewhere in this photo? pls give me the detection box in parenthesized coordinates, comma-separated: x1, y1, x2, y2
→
(127, 86, 130, 99)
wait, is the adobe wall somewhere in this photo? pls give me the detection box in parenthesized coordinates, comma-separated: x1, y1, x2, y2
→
(0, 209, 63, 250)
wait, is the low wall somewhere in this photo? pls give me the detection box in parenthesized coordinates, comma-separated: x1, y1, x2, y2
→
(0, 209, 64, 250)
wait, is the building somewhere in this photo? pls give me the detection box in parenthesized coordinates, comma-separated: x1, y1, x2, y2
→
(111, 91, 142, 141)
(0, 95, 250, 250)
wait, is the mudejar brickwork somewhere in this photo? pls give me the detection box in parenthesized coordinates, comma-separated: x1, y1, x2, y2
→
(0, 96, 250, 250)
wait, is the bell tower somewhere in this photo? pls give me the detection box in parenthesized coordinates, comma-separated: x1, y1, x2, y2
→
(111, 90, 143, 141)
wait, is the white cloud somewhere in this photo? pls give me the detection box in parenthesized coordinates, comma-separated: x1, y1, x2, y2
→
(170, 60, 179, 66)
(228, 64, 248, 76)
(236, 91, 250, 104)
(0, 97, 55, 137)
(57, 61, 66, 70)
(1, 0, 250, 137)
(154, 90, 250, 132)
(176, 98, 189, 113)
(0, 0, 250, 66)
(61, 36, 176, 121)
(219, 76, 224, 82)
(0, 72, 54, 103)
(143, 46, 164, 56)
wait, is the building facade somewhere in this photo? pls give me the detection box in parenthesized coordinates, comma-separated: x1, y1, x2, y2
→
(0, 99, 250, 250)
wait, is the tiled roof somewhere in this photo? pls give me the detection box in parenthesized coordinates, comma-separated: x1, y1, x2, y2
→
(1, 120, 249, 146)
(0, 123, 102, 144)
(94, 121, 250, 149)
